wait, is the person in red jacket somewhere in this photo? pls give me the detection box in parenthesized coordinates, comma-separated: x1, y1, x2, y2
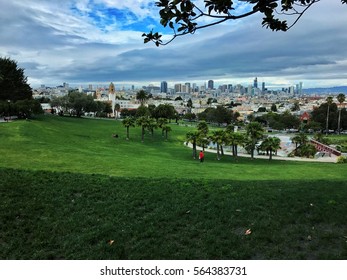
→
(199, 150, 205, 163)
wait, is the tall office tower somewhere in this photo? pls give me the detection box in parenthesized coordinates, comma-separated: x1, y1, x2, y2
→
(174, 84, 182, 93)
(185, 82, 191, 93)
(248, 85, 253, 96)
(161, 81, 168, 93)
(181, 84, 187, 93)
(299, 82, 303, 95)
(192, 83, 197, 92)
(253, 77, 258, 88)
(228, 84, 233, 92)
(88, 84, 93, 90)
(220, 84, 228, 92)
(262, 82, 265, 93)
(208, 80, 214, 89)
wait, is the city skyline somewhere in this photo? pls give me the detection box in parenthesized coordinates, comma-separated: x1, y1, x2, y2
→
(1, 1, 347, 89)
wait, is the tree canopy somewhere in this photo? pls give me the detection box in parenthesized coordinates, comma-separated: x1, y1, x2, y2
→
(143, 0, 347, 46)
(0, 57, 32, 101)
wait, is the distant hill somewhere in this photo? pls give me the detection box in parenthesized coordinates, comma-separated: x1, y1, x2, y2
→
(303, 86, 347, 94)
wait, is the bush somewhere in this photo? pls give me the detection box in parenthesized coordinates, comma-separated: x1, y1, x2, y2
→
(336, 156, 347, 164)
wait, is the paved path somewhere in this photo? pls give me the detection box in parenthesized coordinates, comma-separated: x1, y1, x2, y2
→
(185, 143, 338, 163)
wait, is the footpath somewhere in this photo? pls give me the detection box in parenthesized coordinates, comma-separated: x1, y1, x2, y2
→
(185, 143, 338, 163)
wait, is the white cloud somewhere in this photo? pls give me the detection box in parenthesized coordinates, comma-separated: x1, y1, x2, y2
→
(1, 0, 347, 89)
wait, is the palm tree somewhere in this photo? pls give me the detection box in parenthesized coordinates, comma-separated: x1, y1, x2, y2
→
(245, 122, 264, 160)
(300, 143, 317, 158)
(121, 117, 135, 140)
(157, 118, 168, 137)
(260, 136, 281, 160)
(162, 125, 172, 141)
(186, 131, 200, 159)
(147, 117, 158, 137)
(210, 130, 225, 160)
(325, 96, 333, 135)
(136, 90, 149, 105)
(337, 93, 345, 134)
(291, 132, 308, 150)
(226, 131, 244, 159)
(136, 116, 150, 142)
(197, 121, 209, 151)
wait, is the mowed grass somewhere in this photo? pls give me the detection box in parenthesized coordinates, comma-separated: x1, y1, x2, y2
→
(1, 115, 346, 180)
(1, 115, 347, 259)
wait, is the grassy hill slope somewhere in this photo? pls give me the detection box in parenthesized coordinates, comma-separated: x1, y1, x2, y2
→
(1, 116, 346, 259)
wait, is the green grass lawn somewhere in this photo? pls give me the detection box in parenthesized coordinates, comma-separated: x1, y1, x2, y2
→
(1, 115, 347, 259)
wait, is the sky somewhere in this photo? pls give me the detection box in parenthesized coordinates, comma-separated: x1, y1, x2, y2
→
(1, 0, 347, 90)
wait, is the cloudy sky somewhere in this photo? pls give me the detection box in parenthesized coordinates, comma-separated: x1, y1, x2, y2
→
(1, 0, 347, 90)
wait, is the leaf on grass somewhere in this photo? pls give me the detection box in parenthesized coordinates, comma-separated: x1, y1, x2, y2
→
(236, 209, 241, 212)
(108, 240, 115, 246)
(245, 229, 252, 235)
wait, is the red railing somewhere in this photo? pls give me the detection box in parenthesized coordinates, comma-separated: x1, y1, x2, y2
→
(310, 139, 341, 156)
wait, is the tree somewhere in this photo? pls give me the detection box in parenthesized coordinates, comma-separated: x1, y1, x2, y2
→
(0, 57, 32, 101)
(162, 125, 172, 140)
(245, 121, 264, 160)
(143, 0, 341, 46)
(136, 90, 149, 105)
(197, 121, 209, 151)
(186, 98, 193, 113)
(147, 117, 158, 137)
(260, 136, 281, 160)
(226, 131, 244, 159)
(337, 93, 346, 134)
(67, 91, 95, 117)
(325, 96, 333, 135)
(157, 117, 169, 137)
(271, 103, 277, 112)
(209, 129, 225, 160)
(136, 116, 151, 142)
(136, 105, 150, 117)
(121, 108, 137, 118)
(197, 121, 209, 136)
(186, 131, 200, 159)
(311, 102, 338, 131)
(122, 117, 135, 140)
(104, 102, 113, 116)
(299, 143, 317, 158)
(198, 106, 232, 125)
(152, 104, 176, 120)
(291, 132, 308, 149)
(291, 101, 300, 112)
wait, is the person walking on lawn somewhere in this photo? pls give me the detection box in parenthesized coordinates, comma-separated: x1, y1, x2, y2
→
(199, 150, 205, 163)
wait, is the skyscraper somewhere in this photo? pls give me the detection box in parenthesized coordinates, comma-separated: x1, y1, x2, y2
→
(208, 80, 214, 89)
(253, 77, 258, 89)
(161, 81, 168, 93)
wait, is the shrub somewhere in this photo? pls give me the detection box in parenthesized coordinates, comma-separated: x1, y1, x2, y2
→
(336, 156, 347, 164)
